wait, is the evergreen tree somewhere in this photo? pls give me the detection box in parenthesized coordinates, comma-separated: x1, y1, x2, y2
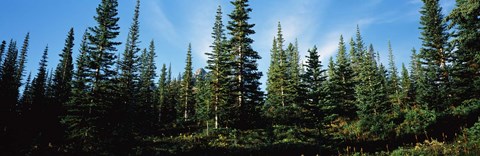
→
(0, 40, 6, 74)
(181, 43, 195, 122)
(30, 45, 49, 152)
(301, 45, 326, 126)
(265, 22, 294, 125)
(157, 64, 168, 123)
(19, 73, 33, 115)
(205, 6, 231, 129)
(16, 33, 30, 90)
(331, 35, 356, 119)
(417, 0, 450, 111)
(400, 63, 411, 107)
(116, 0, 141, 144)
(227, 0, 263, 129)
(139, 40, 157, 131)
(409, 48, 421, 106)
(0, 40, 18, 140)
(62, 30, 95, 153)
(447, 0, 480, 102)
(387, 41, 401, 106)
(194, 71, 212, 133)
(52, 28, 74, 108)
(355, 44, 392, 139)
(44, 28, 75, 150)
(289, 39, 302, 105)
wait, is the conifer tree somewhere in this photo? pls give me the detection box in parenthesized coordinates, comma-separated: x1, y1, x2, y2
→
(400, 63, 411, 107)
(62, 30, 96, 153)
(265, 22, 290, 124)
(227, 0, 263, 129)
(16, 33, 30, 90)
(301, 45, 326, 126)
(157, 64, 168, 122)
(52, 28, 74, 113)
(139, 40, 156, 131)
(331, 35, 356, 118)
(204, 6, 231, 128)
(181, 43, 195, 121)
(355, 44, 391, 138)
(0, 40, 6, 71)
(117, 0, 141, 140)
(19, 73, 33, 115)
(387, 41, 401, 105)
(289, 39, 302, 104)
(447, 0, 480, 102)
(30, 45, 49, 151)
(0, 40, 18, 138)
(417, 0, 450, 111)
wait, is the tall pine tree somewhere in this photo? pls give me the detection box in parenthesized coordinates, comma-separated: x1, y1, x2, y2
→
(417, 0, 450, 111)
(181, 43, 195, 122)
(227, 0, 263, 129)
(205, 5, 231, 129)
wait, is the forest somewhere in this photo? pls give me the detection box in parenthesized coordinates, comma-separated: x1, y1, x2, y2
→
(0, 0, 480, 155)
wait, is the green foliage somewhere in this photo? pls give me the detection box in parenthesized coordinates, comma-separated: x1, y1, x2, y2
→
(396, 106, 437, 135)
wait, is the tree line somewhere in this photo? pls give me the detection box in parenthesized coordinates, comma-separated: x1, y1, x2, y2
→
(0, 0, 479, 155)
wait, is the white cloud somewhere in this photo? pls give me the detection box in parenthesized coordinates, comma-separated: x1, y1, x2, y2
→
(147, 1, 179, 46)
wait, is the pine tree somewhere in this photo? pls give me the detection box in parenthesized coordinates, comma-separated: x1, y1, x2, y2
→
(52, 28, 74, 106)
(139, 40, 157, 132)
(355, 44, 391, 138)
(116, 0, 141, 143)
(400, 63, 411, 107)
(417, 0, 450, 111)
(0, 40, 6, 69)
(387, 41, 401, 106)
(265, 22, 292, 124)
(0, 40, 18, 139)
(19, 73, 33, 115)
(301, 45, 326, 126)
(289, 39, 302, 105)
(331, 35, 356, 119)
(205, 5, 231, 129)
(157, 64, 168, 123)
(16, 33, 30, 91)
(447, 0, 480, 102)
(409, 48, 421, 106)
(43, 28, 75, 149)
(62, 30, 96, 153)
(194, 71, 212, 133)
(181, 43, 195, 122)
(30, 45, 49, 152)
(227, 0, 263, 129)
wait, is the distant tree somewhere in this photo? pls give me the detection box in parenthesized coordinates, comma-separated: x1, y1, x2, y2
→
(387, 41, 401, 106)
(181, 43, 195, 122)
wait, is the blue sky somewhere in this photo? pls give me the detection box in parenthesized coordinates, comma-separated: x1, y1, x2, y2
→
(0, 0, 455, 89)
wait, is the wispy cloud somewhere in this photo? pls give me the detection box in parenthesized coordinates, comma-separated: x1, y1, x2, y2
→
(146, 1, 179, 46)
